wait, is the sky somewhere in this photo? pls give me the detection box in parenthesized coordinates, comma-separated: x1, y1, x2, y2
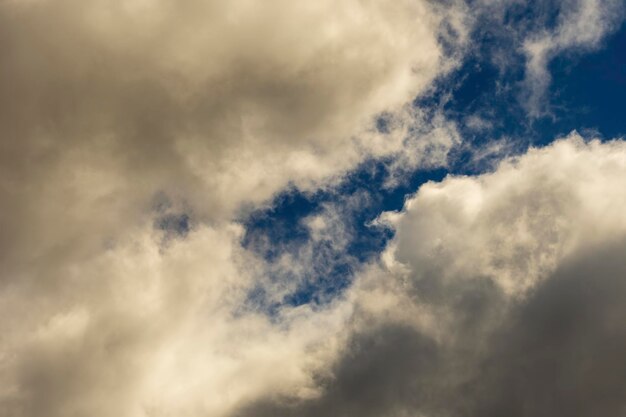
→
(1, 1, 626, 416)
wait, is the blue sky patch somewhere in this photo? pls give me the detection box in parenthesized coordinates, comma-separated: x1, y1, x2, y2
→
(241, 7, 626, 311)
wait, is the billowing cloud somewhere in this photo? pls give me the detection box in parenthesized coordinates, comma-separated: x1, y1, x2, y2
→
(236, 134, 626, 416)
(2, 1, 625, 416)
(0, 1, 466, 416)
(0, 0, 463, 273)
(0, 221, 353, 416)
(389, 133, 626, 295)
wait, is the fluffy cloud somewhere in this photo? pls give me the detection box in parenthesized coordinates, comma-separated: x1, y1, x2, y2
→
(0, 1, 465, 416)
(3, 1, 625, 416)
(236, 134, 626, 416)
(0, 0, 466, 274)
(0, 222, 353, 417)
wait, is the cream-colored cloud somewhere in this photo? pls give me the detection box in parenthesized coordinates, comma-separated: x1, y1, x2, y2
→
(230, 134, 626, 417)
(379, 133, 626, 321)
(0, 1, 465, 416)
(0, 220, 355, 417)
(0, 0, 462, 276)
(522, 0, 624, 115)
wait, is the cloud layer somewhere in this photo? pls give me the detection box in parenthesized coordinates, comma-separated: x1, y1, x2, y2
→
(0, 1, 462, 416)
(1, 1, 626, 417)
(237, 135, 626, 416)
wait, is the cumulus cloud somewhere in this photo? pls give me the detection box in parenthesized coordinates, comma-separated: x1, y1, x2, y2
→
(0, 221, 353, 417)
(0, 1, 467, 416)
(3, 1, 625, 416)
(236, 134, 626, 416)
(0, 0, 465, 271)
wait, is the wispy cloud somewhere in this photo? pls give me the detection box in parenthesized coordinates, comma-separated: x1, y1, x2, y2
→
(522, 0, 624, 116)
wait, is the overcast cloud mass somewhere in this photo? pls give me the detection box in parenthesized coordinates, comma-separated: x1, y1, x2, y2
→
(1, 1, 625, 417)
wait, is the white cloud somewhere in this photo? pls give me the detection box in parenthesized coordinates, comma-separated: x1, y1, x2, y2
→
(0, 0, 464, 277)
(0, 220, 355, 417)
(0, 1, 467, 416)
(386, 133, 626, 297)
(232, 133, 626, 416)
(4, 1, 626, 416)
(522, 0, 624, 116)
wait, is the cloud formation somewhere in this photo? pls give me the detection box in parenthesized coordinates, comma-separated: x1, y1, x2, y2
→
(236, 134, 626, 416)
(0, 1, 464, 416)
(2, 1, 626, 417)
(0, 0, 461, 272)
(522, 0, 624, 115)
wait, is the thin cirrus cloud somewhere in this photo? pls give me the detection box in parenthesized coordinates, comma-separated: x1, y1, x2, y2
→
(1, 1, 626, 417)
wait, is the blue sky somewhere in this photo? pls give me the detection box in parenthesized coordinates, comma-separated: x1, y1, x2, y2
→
(243, 5, 626, 312)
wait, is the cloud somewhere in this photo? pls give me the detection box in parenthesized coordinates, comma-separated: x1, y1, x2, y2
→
(0, 220, 355, 417)
(522, 0, 624, 116)
(0, 1, 467, 416)
(3, 1, 625, 416)
(0, 0, 465, 273)
(460, 241, 626, 416)
(389, 133, 626, 295)
(235, 134, 626, 416)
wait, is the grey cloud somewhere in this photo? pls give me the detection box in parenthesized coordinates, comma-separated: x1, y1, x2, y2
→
(234, 208, 626, 417)
(459, 240, 626, 417)
(234, 136, 626, 417)
(234, 323, 445, 417)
